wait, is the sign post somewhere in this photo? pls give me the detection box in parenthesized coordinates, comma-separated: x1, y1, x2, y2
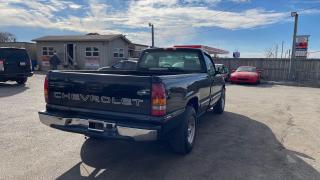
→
(289, 12, 298, 80)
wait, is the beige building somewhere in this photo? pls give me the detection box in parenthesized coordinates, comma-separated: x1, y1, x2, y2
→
(32, 34, 142, 70)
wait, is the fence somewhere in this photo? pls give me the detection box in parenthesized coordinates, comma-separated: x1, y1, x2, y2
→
(214, 58, 320, 86)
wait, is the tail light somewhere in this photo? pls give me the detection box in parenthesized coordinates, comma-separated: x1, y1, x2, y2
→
(151, 83, 167, 116)
(0, 59, 4, 71)
(44, 76, 49, 103)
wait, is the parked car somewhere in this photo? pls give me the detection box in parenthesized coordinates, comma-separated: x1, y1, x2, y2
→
(98, 59, 138, 71)
(0, 47, 33, 85)
(229, 66, 261, 84)
(215, 64, 230, 81)
(39, 47, 226, 154)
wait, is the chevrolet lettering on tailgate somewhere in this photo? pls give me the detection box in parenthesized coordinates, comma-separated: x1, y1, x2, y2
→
(53, 92, 144, 107)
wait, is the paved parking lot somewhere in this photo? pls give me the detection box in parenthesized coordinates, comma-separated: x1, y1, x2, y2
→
(0, 74, 320, 180)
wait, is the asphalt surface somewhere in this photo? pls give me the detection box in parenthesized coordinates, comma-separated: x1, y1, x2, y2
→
(0, 74, 320, 180)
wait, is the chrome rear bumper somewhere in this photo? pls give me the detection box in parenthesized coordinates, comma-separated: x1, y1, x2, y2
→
(38, 111, 158, 141)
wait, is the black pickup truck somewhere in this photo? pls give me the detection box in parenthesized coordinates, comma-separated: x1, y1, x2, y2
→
(39, 48, 226, 154)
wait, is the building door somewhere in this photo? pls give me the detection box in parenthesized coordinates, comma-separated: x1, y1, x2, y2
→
(65, 44, 76, 67)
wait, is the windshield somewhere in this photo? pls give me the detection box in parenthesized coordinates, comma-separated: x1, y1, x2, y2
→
(236, 66, 256, 72)
(138, 51, 202, 72)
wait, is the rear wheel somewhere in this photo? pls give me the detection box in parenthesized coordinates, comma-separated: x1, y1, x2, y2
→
(169, 106, 197, 155)
(213, 88, 225, 114)
(16, 77, 27, 85)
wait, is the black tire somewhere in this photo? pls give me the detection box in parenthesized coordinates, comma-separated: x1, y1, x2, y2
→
(169, 106, 197, 155)
(16, 77, 27, 85)
(214, 88, 225, 114)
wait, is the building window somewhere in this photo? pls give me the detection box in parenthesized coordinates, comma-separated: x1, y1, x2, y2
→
(86, 47, 99, 57)
(42, 47, 54, 56)
(113, 48, 124, 58)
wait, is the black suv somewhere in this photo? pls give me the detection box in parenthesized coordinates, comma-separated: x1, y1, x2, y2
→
(0, 48, 33, 85)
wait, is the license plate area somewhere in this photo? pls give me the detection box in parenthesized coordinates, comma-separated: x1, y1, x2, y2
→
(20, 62, 26, 66)
(88, 120, 115, 132)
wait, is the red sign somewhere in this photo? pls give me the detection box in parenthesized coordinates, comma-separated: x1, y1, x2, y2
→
(295, 35, 310, 58)
(295, 35, 309, 50)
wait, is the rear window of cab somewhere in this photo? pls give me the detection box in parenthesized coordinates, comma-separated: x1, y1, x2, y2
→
(139, 50, 203, 71)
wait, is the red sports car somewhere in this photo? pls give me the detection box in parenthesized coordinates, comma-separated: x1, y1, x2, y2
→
(229, 66, 261, 84)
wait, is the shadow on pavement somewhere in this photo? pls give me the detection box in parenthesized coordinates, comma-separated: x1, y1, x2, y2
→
(33, 71, 48, 75)
(226, 82, 275, 88)
(57, 112, 320, 180)
(0, 83, 29, 97)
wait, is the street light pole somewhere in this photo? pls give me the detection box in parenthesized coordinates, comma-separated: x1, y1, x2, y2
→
(149, 23, 154, 48)
(289, 12, 298, 80)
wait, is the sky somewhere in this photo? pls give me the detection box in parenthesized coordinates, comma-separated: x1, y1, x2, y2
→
(0, 0, 319, 58)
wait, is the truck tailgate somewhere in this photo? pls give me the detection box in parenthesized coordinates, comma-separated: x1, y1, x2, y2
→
(48, 72, 152, 115)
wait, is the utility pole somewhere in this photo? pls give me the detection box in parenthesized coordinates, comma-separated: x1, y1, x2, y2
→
(284, 50, 287, 58)
(288, 49, 291, 58)
(149, 23, 154, 48)
(289, 12, 298, 79)
(275, 44, 278, 59)
(281, 41, 284, 59)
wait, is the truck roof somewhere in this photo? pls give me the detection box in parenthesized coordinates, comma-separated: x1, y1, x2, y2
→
(144, 47, 204, 52)
(174, 45, 229, 55)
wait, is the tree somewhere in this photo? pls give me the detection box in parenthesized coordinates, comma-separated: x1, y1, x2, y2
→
(264, 43, 281, 59)
(264, 47, 274, 58)
(0, 32, 16, 42)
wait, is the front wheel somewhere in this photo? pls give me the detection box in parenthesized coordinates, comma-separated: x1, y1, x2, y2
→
(213, 88, 225, 114)
(16, 77, 27, 85)
(169, 106, 197, 155)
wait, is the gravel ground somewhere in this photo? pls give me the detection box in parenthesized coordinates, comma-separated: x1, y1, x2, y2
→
(0, 74, 319, 180)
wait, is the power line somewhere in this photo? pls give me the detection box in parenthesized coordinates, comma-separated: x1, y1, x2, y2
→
(169, 3, 320, 38)
(170, 3, 247, 37)
(155, 3, 243, 28)
(209, 3, 243, 17)
(297, 4, 320, 13)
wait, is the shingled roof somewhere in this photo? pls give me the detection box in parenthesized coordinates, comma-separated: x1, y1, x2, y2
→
(32, 34, 131, 43)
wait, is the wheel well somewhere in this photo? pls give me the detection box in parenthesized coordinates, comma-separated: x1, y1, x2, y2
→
(187, 97, 199, 113)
